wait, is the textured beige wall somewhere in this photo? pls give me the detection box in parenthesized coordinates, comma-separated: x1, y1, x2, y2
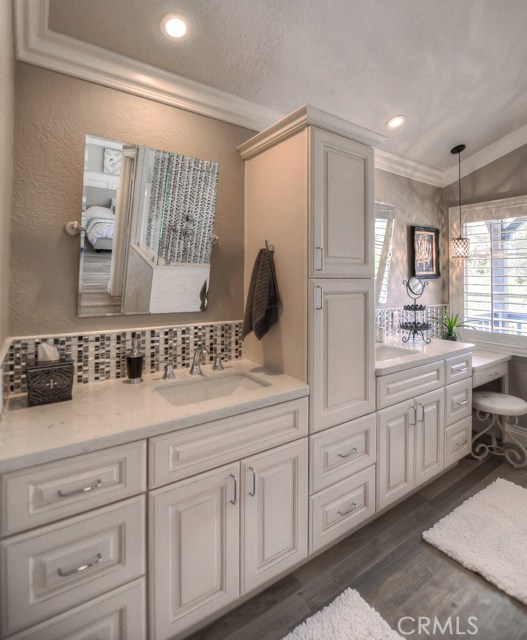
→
(375, 169, 446, 309)
(10, 63, 255, 336)
(0, 2, 15, 349)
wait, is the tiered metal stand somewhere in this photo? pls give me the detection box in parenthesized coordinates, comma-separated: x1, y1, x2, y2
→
(400, 278, 431, 344)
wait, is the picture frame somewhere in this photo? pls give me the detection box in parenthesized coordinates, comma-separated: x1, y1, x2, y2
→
(411, 226, 440, 278)
(103, 148, 122, 175)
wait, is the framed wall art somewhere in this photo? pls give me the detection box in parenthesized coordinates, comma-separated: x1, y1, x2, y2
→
(411, 226, 440, 278)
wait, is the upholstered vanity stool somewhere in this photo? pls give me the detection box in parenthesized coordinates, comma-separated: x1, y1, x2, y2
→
(471, 391, 527, 468)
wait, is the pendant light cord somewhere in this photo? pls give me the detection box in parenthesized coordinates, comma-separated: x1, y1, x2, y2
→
(458, 151, 462, 232)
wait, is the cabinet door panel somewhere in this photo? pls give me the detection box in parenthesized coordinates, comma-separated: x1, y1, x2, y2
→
(415, 388, 445, 487)
(310, 279, 375, 432)
(149, 463, 240, 640)
(311, 128, 373, 278)
(377, 402, 415, 511)
(241, 440, 308, 594)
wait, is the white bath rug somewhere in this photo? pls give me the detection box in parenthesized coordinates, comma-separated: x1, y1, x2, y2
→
(423, 478, 527, 605)
(283, 588, 402, 640)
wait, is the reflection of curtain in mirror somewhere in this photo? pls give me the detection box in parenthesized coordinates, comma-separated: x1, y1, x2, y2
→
(145, 151, 219, 265)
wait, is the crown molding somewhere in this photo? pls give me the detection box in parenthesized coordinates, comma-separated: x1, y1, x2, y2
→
(442, 121, 527, 186)
(13, 0, 282, 132)
(238, 105, 387, 159)
(374, 149, 444, 187)
(14, 0, 527, 188)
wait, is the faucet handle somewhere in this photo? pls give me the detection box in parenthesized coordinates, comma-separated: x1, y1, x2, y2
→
(212, 353, 224, 371)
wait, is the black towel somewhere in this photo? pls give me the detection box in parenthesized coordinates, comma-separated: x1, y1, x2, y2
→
(242, 249, 280, 340)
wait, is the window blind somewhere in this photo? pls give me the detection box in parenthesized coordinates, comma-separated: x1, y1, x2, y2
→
(464, 216, 527, 337)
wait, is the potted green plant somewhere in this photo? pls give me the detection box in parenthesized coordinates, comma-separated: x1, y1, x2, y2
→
(434, 311, 467, 341)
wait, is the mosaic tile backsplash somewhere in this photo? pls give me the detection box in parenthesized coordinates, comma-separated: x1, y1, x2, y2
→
(376, 305, 449, 339)
(3, 321, 243, 400)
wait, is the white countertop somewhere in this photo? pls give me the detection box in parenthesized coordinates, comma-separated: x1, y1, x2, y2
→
(471, 349, 513, 370)
(0, 360, 309, 474)
(375, 338, 475, 376)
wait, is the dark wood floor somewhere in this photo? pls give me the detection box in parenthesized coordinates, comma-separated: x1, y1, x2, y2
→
(190, 456, 527, 640)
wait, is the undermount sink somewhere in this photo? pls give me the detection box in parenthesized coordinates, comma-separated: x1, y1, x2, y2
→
(154, 370, 271, 407)
(375, 344, 418, 361)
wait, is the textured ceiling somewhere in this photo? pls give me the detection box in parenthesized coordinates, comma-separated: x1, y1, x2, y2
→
(48, 0, 527, 171)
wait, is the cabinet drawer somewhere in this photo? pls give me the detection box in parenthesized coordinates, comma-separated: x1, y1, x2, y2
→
(445, 379, 472, 426)
(473, 362, 508, 388)
(445, 353, 472, 385)
(445, 417, 472, 467)
(309, 413, 376, 493)
(377, 360, 444, 409)
(1, 440, 146, 536)
(310, 465, 375, 553)
(7, 578, 146, 640)
(0, 496, 145, 637)
(149, 398, 308, 488)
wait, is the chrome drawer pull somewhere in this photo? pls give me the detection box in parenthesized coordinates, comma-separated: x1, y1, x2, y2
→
(58, 552, 102, 577)
(455, 439, 468, 447)
(455, 400, 469, 407)
(230, 474, 238, 505)
(489, 372, 500, 378)
(338, 502, 358, 517)
(337, 447, 359, 459)
(316, 246, 324, 271)
(452, 366, 469, 373)
(58, 479, 103, 498)
(249, 467, 257, 497)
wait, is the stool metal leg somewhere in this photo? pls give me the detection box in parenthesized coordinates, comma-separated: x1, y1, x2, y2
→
(472, 410, 527, 468)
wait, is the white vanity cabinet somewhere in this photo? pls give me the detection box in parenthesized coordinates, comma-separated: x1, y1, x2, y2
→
(149, 438, 308, 640)
(310, 279, 375, 432)
(240, 106, 381, 432)
(376, 351, 472, 511)
(0, 441, 147, 639)
(310, 128, 374, 279)
(378, 388, 445, 510)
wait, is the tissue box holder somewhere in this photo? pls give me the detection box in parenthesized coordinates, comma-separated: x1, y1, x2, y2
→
(26, 359, 74, 407)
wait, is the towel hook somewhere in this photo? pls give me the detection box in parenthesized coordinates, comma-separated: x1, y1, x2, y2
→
(265, 240, 275, 253)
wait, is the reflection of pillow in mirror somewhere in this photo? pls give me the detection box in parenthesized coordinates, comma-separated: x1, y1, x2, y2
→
(85, 205, 114, 219)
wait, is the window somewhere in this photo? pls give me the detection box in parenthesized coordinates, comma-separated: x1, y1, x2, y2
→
(449, 196, 527, 346)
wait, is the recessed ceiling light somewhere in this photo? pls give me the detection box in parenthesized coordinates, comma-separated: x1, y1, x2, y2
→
(161, 14, 188, 39)
(386, 115, 406, 129)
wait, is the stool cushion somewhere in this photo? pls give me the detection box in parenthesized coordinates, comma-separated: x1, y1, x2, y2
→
(472, 391, 527, 417)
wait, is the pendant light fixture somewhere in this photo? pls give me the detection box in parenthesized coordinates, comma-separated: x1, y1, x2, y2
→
(450, 144, 470, 258)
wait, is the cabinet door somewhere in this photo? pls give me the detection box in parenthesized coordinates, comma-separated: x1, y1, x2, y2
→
(241, 439, 308, 594)
(310, 127, 374, 278)
(310, 279, 375, 432)
(414, 388, 445, 487)
(377, 401, 415, 511)
(149, 463, 240, 640)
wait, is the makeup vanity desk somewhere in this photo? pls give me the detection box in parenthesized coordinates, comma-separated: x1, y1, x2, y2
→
(471, 349, 513, 392)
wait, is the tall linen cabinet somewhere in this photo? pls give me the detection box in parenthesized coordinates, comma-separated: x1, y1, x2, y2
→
(240, 107, 381, 430)
(240, 107, 383, 553)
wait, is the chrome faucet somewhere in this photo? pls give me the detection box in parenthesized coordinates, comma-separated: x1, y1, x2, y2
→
(163, 363, 176, 379)
(189, 346, 209, 376)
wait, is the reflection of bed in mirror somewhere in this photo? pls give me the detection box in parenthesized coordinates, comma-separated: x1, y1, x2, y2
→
(83, 187, 116, 251)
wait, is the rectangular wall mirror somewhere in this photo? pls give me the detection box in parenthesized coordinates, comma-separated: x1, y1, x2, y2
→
(78, 135, 219, 317)
(374, 201, 395, 304)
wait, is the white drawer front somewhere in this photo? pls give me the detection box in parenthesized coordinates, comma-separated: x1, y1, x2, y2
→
(149, 398, 308, 488)
(377, 361, 444, 409)
(445, 379, 472, 426)
(1, 440, 146, 536)
(473, 362, 508, 388)
(0, 496, 145, 637)
(445, 353, 472, 385)
(309, 413, 376, 494)
(7, 579, 146, 640)
(445, 417, 472, 467)
(310, 465, 375, 554)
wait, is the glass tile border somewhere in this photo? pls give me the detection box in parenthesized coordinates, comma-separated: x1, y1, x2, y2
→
(2, 320, 243, 400)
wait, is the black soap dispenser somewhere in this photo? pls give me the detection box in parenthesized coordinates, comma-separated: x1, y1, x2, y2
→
(125, 334, 144, 384)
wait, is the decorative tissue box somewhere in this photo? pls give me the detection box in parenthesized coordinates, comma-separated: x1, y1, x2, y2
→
(26, 358, 74, 407)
